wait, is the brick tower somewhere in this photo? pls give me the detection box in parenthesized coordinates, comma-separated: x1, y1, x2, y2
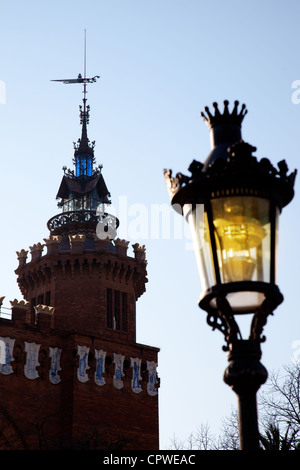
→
(0, 74, 159, 450)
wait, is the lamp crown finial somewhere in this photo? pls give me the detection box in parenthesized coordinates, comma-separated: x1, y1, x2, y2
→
(201, 100, 247, 129)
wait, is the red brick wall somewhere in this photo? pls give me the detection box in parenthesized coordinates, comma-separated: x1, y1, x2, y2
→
(0, 264, 159, 450)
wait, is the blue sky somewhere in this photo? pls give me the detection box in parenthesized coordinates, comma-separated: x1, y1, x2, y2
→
(0, 0, 299, 449)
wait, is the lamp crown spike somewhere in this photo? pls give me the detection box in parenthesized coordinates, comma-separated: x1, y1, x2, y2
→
(201, 100, 247, 129)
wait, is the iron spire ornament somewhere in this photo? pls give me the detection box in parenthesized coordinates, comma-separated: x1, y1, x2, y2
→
(48, 31, 117, 237)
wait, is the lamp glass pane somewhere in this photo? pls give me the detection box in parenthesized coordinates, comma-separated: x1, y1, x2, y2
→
(211, 196, 271, 284)
(184, 203, 216, 292)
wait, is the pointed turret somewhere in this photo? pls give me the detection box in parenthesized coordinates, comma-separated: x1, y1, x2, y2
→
(73, 86, 95, 177)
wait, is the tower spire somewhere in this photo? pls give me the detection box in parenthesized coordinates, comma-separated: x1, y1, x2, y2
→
(73, 94, 95, 176)
(52, 69, 99, 176)
(51, 31, 99, 177)
(48, 33, 113, 236)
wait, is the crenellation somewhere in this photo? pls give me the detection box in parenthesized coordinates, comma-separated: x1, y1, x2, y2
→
(43, 235, 62, 256)
(69, 233, 86, 255)
(29, 243, 44, 262)
(114, 238, 130, 257)
(132, 243, 146, 263)
(16, 249, 28, 268)
(92, 234, 111, 253)
(34, 304, 55, 329)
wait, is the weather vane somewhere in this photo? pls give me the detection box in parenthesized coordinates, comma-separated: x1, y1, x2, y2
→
(51, 30, 100, 113)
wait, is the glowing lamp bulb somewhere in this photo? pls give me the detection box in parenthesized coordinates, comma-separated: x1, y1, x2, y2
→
(214, 215, 267, 282)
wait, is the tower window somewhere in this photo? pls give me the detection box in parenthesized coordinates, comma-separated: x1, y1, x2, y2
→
(45, 291, 51, 305)
(121, 292, 127, 331)
(106, 289, 128, 332)
(76, 154, 93, 177)
(114, 290, 120, 330)
(106, 288, 113, 329)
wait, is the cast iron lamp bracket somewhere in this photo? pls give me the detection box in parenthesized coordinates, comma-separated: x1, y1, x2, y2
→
(205, 287, 283, 352)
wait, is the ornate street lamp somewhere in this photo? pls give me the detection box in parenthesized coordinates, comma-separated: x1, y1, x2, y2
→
(164, 100, 297, 450)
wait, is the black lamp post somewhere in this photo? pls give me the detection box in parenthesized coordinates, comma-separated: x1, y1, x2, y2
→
(164, 100, 297, 450)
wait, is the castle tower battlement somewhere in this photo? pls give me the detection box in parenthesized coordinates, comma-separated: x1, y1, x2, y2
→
(15, 235, 148, 338)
